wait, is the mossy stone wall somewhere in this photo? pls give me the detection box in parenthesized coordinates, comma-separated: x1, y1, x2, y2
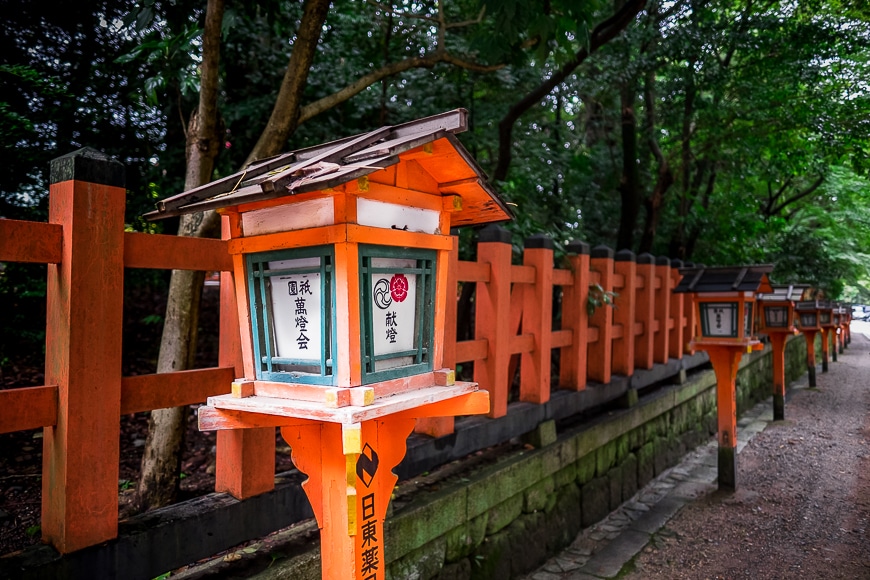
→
(253, 338, 807, 580)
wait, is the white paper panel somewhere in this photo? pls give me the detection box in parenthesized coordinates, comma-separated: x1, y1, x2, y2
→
(243, 198, 334, 236)
(703, 303, 735, 337)
(268, 258, 323, 362)
(357, 198, 440, 234)
(369, 258, 417, 370)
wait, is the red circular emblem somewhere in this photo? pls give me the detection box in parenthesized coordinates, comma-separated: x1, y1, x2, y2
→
(390, 274, 409, 303)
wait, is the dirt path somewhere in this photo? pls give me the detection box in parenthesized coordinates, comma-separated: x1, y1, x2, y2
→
(623, 328, 870, 580)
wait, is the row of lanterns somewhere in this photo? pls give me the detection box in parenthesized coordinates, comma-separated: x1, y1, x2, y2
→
(676, 265, 850, 343)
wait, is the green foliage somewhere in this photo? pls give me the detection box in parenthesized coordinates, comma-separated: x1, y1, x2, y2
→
(4, 0, 870, 367)
(587, 284, 618, 316)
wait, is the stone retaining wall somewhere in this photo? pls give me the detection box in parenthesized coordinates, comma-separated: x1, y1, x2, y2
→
(242, 336, 807, 580)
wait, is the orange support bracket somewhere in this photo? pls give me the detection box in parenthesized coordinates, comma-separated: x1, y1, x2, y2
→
(199, 387, 488, 579)
(704, 344, 748, 490)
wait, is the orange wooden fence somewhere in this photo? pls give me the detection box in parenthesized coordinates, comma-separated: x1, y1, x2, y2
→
(0, 152, 695, 555)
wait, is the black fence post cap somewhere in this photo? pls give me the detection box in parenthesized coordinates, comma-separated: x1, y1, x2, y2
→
(524, 233, 553, 249)
(591, 245, 614, 259)
(478, 224, 512, 244)
(637, 252, 655, 265)
(50, 147, 125, 188)
(615, 249, 636, 262)
(565, 240, 590, 255)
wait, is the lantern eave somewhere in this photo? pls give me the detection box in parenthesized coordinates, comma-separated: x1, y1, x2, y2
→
(144, 109, 513, 228)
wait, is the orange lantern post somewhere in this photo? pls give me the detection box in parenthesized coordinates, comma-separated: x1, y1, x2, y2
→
(147, 109, 512, 579)
(756, 284, 809, 421)
(818, 301, 836, 368)
(795, 299, 823, 387)
(835, 303, 847, 354)
(674, 265, 773, 490)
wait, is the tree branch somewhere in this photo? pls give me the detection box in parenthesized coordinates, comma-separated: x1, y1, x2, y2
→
(768, 174, 825, 216)
(493, 0, 647, 181)
(246, 0, 332, 164)
(298, 52, 503, 125)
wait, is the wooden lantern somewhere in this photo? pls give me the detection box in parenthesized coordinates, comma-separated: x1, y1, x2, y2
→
(147, 109, 513, 580)
(795, 299, 822, 331)
(674, 264, 773, 490)
(675, 265, 773, 349)
(755, 283, 810, 421)
(148, 109, 511, 402)
(757, 284, 810, 334)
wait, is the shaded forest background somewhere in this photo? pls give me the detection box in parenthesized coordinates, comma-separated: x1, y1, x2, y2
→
(3, 0, 870, 514)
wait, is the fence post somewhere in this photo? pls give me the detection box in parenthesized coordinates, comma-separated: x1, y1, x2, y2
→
(521, 234, 553, 404)
(634, 253, 655, 370)
(653, 256, 672, 364)
(215, 215, 276, 499)
(42, 148, 125, 553)
(588, 246, 614, 384)
(560, 241, 590, 390)
(668, 259, 685, 360)
(612, 250, 636, 377)
(474, 225, 512, 418)
(415, 230, 459, 436)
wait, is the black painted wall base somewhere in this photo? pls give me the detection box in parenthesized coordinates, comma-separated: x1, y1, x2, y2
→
(718, 445, 737, 490)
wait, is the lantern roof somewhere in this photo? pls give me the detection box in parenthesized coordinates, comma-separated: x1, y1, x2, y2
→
(795, 299, 823, 311)
(674, 264, 773, 294)
(756, 283, 812, 302)
(144, 109, 512, 227)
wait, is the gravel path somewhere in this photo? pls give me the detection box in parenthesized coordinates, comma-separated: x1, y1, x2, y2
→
(526, 325, 870, 580)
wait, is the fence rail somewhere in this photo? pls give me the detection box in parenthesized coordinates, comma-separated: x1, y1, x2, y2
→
(0, 152, 698, 555)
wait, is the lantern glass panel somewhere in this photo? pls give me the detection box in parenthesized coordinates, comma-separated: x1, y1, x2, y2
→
(247, 246, 335, 384)
(700, 302, 738, 337)
(798, 311, 818, 328)
(360, 245, 436, 383)
(820, 311, 831, 324)
(764, 305, 789, 328)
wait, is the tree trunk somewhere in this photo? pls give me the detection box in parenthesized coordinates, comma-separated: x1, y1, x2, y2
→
(617, 82, 640, 251)
(135, 0, 504, 511)
(493, 0, 646, 181)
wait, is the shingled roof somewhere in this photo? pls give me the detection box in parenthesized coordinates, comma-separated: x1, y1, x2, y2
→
(674, 265, 774, 294)
(144, 109, 512, 227)
(757, 283, 812, 302)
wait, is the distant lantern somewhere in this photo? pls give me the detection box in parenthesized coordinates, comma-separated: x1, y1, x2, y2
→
(146, 108, 513, 398)
(674, 265, 773, 346)
(757, 284, 810, 333)
(819, 301, 835, 327)
(796, 299, 822, 330)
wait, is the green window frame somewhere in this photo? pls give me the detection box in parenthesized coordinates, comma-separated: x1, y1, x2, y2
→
(247, 246, 336, 384)
(359, 245, 436, 384)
